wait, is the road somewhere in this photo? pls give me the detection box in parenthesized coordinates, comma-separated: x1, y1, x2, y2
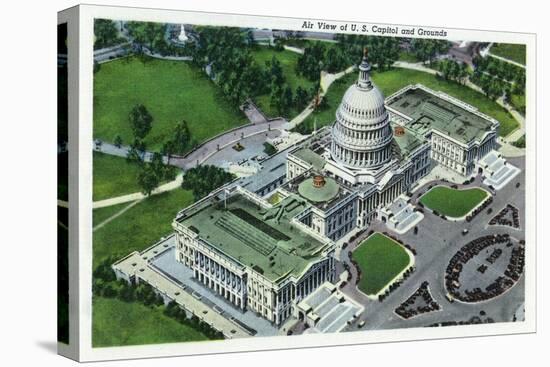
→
(337, 157, 526, 332)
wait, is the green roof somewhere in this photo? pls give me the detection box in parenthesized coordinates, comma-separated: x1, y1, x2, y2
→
(292, 148, 326, 170)
(177, 193, 330, 282)
(390, 122, 424, 158)
(297, 176, 340, 203)
(387, 87, 495, 144)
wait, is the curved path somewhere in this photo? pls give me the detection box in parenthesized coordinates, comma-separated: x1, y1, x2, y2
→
(288, 65, 356, 129)
(93, 174, 183, 209)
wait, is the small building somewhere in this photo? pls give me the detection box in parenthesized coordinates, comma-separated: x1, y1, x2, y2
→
(296, 282, 364, 333)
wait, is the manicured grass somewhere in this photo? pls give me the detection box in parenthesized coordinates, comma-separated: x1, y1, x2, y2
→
(93, 56, 246, 151)
(490, 43, 526, 65)
(420, 186, 488, 218)
(93, 152, 146, 201)
(352, 233, 411, 296)
(93, 202, 132, 226)
(513, 134, 526, 148)
(93, 189, 194, 269)
(252, 47, 313, 92)
(251, 47, 315, 118)
(301, 68, 519, 136)
(510, 93, 526, 115)
(92, 297, 208, 347)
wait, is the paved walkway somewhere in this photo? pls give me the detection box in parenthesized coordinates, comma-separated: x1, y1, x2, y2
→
(93, 200, 141, 231)
(152, 247, 279, 337)
(283, 45, 304, 55)
(497, 138, 525, 158)
(393, 61, 438, 75)
(485, 43, 526, 69)
(142, 48, 192, 61)
(93, 174, 183, 209)
(288, 65, 356, 129)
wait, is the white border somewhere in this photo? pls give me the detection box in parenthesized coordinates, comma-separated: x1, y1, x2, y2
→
(61, 4, 536, 362)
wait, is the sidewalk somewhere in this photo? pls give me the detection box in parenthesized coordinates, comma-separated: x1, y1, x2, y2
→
(93, 174, 183, 209)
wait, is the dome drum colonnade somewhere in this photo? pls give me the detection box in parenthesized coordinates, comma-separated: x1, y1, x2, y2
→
(330, 48, 394, 170)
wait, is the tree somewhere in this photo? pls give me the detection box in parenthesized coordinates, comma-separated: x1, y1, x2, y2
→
(129, 104, 153, 140)
(93, 60, 101, 74)
(246, 29, 256, 48)
(325, 47, 347, 73)
(334, 34, 400, 70)
(365, 37, 400, 70)
(126, 21, 167, 53)
(126, 138, 146, 163)
(137, 164, 160, 196)
(161, 140, 175, 164)
(270, 84, 284, 114)
(94, 19, 120, 49)
(296, 42, 326, 81)
(294, 86, 310, 110)
(281, 85, 294, 115)
(268, 56, 285, 89)
(181, 165, 235, 200)
(114, 135, 123, 148)
(189, 27, 265, 105)
(437, 59, 468, 84)
(410, 39, 450, 65)
(170, 120, 191, 155)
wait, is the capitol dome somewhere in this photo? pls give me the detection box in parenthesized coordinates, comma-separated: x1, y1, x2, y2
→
(330, 49, 393, 170)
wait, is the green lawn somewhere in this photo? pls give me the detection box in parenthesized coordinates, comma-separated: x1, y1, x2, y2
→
(420, 186, 489, 218)
(510, 93, 526, 115)
(513, 134, 526, 148)
(93, 297, 208, 347)
(490, 43, 526, 65)
(93, 188, 194, 269)
(352, 233, 411, 296)
(251, 47, 315, 118)
(93, 152, 147, 201)
(300, 68, 519, 137)
(94, 56, 247, 151)
(93, 202, 132, 226)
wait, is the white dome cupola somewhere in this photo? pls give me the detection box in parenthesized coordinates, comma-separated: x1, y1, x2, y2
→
(330, 48, 393, 170)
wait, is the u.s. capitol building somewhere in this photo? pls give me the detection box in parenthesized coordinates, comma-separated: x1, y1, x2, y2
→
(171, 50, 499, 325)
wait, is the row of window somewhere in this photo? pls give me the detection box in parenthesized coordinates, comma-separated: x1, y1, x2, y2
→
(340, 101, 386, 120)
